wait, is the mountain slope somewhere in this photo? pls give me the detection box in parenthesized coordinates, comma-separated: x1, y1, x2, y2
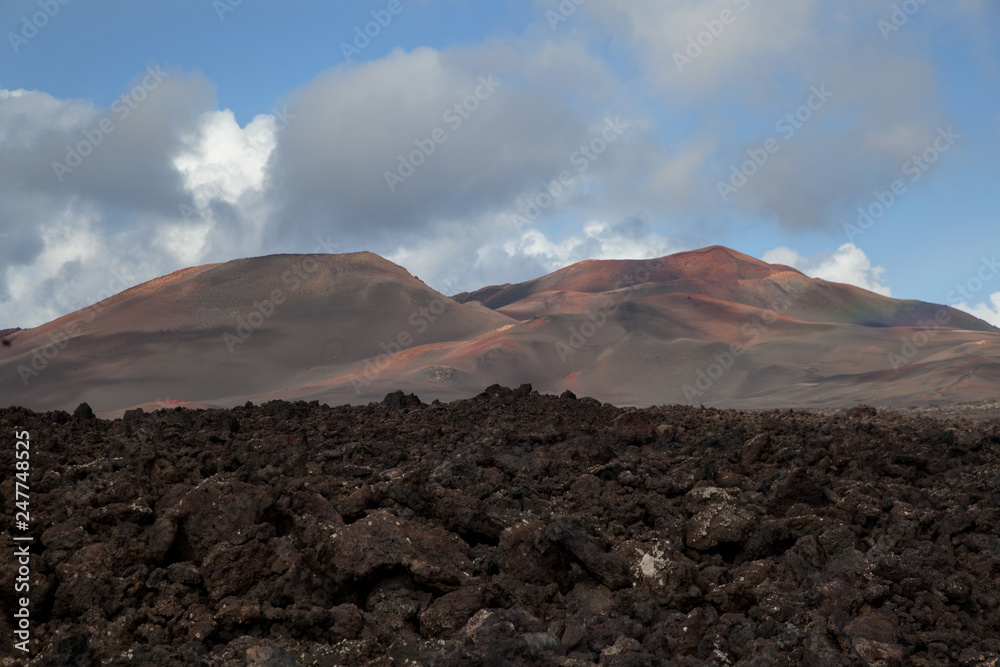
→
(1, 246, 998, 414)
(454, 246, 995, 332)
(0, 252, 515, 413)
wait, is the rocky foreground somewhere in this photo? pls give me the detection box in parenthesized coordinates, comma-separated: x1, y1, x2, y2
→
(1, 386, 999, 665)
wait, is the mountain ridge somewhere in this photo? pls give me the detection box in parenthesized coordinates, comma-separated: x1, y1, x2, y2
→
(454, 246, 996, 333)
(1, 246, 998, 415)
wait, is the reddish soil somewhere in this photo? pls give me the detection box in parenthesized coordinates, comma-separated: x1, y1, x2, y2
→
(3, 248, 999, 414)
(1, 387, 999, 665)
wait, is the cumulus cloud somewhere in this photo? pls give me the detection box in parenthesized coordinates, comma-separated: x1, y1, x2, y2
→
(168, 108, 289, 264)
(551, 0, 959, 231)
(255, 42, 694, 280)
(0, 70, 287, 327)
(0, 4, 992, 328)
(386, 216, 679, 296)
(573, 0, 819, 99)
(262, 45, 628, 251)
(0, 40, 688, 326)
(503, 218, 676, 269)
(174, 110, 278, 206)
(763, 243, 891, 296)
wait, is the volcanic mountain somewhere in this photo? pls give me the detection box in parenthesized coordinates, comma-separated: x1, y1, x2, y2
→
(1, 246, 998, 415)
(454, 246, 993, 330)
(0, 252, 515, 415)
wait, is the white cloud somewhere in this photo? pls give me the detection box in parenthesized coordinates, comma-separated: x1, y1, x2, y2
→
(256, 42, 698, 273)
(548, 0, 956, 231)
(262, 45, 619, 250)
(0, 87, 94, 147)
(954, 293, 1000, 328)
(0, 6, 991, 330)
(2, 205, 133, 327)
(173, 109, 278, 205)
(386, 215, 678, 296)
(576, 0, 819, 98)
(0, 72, 279, 327)
(504, 219, 676, 270)
(763, 243, 891, 296)
(166, 107, 287, 263)
(3, 45, 662, 327)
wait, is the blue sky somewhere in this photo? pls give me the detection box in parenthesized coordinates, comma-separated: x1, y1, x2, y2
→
(2, 0, 999, 328)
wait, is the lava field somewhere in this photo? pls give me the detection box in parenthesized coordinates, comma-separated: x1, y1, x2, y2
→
(2, 385, 999, 665)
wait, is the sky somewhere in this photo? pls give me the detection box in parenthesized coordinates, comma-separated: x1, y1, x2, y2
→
(1, 0, 999, 329)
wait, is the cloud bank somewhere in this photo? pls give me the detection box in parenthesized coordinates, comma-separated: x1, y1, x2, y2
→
(1, 1, 992, 327)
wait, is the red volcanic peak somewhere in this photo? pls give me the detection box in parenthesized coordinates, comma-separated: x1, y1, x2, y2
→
(0, 246, 997, 414)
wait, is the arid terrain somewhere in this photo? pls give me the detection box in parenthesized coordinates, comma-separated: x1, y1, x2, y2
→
(6, 1, 997, 663)
(2, 388, 999, 665)
(1, 247, 999, 417)
(2, 247, 999, 664)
